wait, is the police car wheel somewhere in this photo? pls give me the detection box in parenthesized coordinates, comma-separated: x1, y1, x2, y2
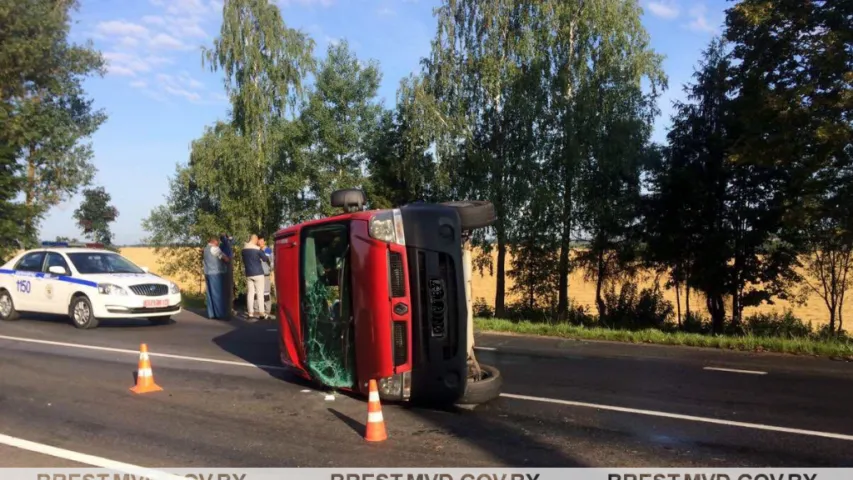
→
(69, 295, 99, 329)
(0, 290, 20, 321)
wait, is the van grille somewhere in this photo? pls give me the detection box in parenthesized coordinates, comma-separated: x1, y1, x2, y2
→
(129, 284, 168, 297)
(389, 252, 406, 297)
(393, 320, 407, 366)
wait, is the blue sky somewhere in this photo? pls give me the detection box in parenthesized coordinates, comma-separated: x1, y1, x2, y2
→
(43, 0, 728, 245)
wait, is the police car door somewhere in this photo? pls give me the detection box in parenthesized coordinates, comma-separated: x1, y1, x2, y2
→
(10, 251, 47, 312)
(42, 252, 73, 314)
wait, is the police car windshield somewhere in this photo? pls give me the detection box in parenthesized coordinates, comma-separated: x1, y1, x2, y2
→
(66, 252, 144, 274)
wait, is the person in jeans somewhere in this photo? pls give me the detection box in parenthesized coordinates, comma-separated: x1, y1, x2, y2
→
(203, 236, 229, 319)
(255, 235, 273, 316)
(241, 234, 269, 321)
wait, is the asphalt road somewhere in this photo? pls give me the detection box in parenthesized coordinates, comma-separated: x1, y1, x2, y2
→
(0, 308, 852, 468)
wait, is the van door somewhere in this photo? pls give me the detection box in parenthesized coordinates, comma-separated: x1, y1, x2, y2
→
(298, 222, 356, 389)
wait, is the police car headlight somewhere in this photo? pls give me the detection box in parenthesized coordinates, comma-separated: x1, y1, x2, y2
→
(169, 282, 180, 295)
(368, 209, 405, 245)
(97, 283, 128, 296)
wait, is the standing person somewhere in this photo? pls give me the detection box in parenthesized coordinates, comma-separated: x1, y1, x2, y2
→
(219, 233, 235, 319)
(255, 236, 273, 317)
(241, 234, 267, 321)
(203, 236, 229, 319)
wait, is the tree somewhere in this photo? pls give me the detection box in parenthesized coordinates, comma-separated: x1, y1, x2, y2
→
(0, 142, 25, 260)
(300, 40, 383, 218)
(724, 0, 853, 327)
(423, 0, 548, 317)
(73, 186, 118, 246)
(366, 75, 446, 209)
(201, 0, 315, 234)
(0, 0, 106, 245)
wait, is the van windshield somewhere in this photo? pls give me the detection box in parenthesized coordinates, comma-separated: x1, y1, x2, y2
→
(301, 223, 355, 388)
(67, 252, 145, 274)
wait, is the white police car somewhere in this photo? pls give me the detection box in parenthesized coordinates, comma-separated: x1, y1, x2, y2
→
(0, 242, 181, 329)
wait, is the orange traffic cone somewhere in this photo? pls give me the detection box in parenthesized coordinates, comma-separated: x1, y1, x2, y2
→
(130, 343, 163, 394)
(364, 379, 387, 442)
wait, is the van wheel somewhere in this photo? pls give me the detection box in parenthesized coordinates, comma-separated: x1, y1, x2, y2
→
(441, 200, 497, 231)
(69, 295, 99, 329)
(148, 316, 172, 325)
(458, 363, 502, 405)
(0, 290, 20, 321)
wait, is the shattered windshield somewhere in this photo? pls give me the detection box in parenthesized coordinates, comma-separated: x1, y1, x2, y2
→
(301, 223, 355, 388)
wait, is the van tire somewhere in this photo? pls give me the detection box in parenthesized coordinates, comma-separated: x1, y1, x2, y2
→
(0, 290, 20, 321)
(69, 295, 99, 329)
(458, 363, 502, 405)
(441, 200, 496, 231)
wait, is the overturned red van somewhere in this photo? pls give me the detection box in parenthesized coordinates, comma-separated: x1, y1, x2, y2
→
(272, 189, 502, 405)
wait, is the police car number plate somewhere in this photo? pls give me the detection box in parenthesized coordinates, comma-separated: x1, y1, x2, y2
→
(144, 299, 169, 308)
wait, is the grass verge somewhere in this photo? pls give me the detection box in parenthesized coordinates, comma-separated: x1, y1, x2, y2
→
(475, 317, 853, 359)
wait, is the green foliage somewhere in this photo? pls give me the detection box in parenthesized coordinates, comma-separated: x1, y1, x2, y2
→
(0, 0, 106, 244)
(0, 142, 25, 260)
(301, 40, 383, 218)
(73, 186, 118, 246)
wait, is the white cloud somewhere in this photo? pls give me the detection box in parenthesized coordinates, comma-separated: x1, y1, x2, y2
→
(108, 65, 138, 77)
(150, 33, 190, 50)
(130, 80, 148, 88)
(646, 1, 679, 19)
(118, 36, 140, 48)
(686, 4, 719, 33)
(279, 0, 334, 8)
(156, 73, 205, 103)
(102, 52, 172, 77)
(325, 36, 340, 47)
(95, 20, 149, 37)
(141, 15, 166, 26)
(377, 7, 395, 16)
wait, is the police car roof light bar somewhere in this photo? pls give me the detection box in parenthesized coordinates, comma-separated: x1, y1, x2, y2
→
(41, 241, 69, 247)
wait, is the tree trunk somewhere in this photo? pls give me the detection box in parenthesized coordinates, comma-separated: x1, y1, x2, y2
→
(675, 279, 682, 328)
(595, 249, 606, 319)
(495, 236, 507, 318)
(686, 283, 691, 318)
(24, 153, 36, 242)
(556, 180, 573, 320)
(708, 294, 726, 334)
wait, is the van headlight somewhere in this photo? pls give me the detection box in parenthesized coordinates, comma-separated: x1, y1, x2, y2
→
(369, 209, 405, 245)
(377, 371, 412, 401)
(169, 282, 180, 295)
(98, 283, 128, 296)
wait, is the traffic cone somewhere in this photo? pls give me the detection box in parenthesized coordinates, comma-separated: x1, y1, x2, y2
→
(364, 379, 387, 442)
(130, 343, 163, 394)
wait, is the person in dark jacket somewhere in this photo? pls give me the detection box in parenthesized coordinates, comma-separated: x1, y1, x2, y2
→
(241, 234, 270, 320)
(219, 233, 235, 319)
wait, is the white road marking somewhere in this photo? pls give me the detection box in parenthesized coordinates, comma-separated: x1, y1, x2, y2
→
(266, 329, 277, 332)
(500, 393, 853, 442)
(0, 334, 287, 372)
(474, 346, 497, 351)
(704, 366, 768, 375)
(0, 433, 183, 479)
(4, 333, 850, 442)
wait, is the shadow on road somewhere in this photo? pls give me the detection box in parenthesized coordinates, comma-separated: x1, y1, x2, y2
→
(14, 313, 172, 328)
(211, 318, 586, 467)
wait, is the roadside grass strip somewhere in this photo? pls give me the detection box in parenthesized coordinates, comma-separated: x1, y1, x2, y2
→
(475, 318, 853, 358)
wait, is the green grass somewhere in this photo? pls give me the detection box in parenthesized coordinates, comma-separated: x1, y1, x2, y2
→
(181, 291, 206, 310)
(475, 317, 853, 358)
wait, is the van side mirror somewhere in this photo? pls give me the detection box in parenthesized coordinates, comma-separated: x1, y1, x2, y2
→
(48, 265, 69, 276)
(141, 266, 149, 273)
